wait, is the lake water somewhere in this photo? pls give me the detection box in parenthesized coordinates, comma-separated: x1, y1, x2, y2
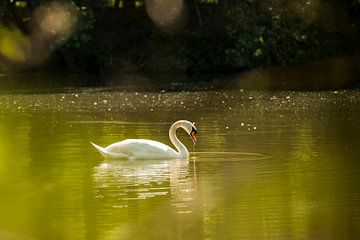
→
(0, 89, 359, 239)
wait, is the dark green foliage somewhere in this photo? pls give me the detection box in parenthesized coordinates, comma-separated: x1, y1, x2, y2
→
(223, 1, 349, 70)
(181, 28, 230, 73)
(175, 0, 357, 73)
(57, 2, 154, 73)
(60, 10, 101, 72)
(62, 11, 95, 49)
(1, 0, 360, 74)
(225, 2, 268, 70)
(344, 0, 360, 32)
(265, 14, 342, 65)
(0, 2, 7, 18)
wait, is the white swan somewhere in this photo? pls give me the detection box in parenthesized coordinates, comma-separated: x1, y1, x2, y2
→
(91, 120, 197, 160)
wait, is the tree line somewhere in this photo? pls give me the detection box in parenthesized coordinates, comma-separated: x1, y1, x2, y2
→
(0, 0, 359, 75)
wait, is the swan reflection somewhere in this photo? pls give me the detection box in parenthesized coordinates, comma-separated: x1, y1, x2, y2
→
(93, 159, 197, 209)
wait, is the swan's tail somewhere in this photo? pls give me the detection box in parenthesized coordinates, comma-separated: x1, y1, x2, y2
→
(91, 142, 129, 159)
(91, 142, 108, 158)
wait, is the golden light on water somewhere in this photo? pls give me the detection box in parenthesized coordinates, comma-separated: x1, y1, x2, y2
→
(146, 0, 187, 30)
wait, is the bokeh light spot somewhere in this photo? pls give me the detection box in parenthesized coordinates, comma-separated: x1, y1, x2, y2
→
(34, 1, 78, 40)
(146, 0, 186, 30)
(0, 26, 30, 62)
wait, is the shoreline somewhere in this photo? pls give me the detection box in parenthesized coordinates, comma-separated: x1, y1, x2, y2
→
(0, 56, 359, 93)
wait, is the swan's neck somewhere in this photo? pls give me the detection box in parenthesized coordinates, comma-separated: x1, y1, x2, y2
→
(169, 122, 189, 158)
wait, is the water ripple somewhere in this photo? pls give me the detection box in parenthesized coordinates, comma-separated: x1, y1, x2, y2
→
(192, 151, 270, 162)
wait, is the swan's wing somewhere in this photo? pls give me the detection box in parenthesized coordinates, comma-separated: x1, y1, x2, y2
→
(105, 139, 177, 159)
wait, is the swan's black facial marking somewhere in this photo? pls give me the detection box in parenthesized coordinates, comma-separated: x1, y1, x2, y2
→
(191, 127, 197, 134)
(190, 126, 197, 143)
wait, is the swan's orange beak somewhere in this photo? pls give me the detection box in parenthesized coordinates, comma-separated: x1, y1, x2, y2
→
(190, 131, 197, 144)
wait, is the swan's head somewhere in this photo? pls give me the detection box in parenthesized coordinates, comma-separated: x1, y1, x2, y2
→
(181, 121, 197, 144)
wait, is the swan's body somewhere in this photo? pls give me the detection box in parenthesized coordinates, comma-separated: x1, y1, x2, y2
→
(91, 120, 197, 160)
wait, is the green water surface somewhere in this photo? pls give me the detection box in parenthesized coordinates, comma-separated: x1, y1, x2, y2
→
(0, 89, 359, 239)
